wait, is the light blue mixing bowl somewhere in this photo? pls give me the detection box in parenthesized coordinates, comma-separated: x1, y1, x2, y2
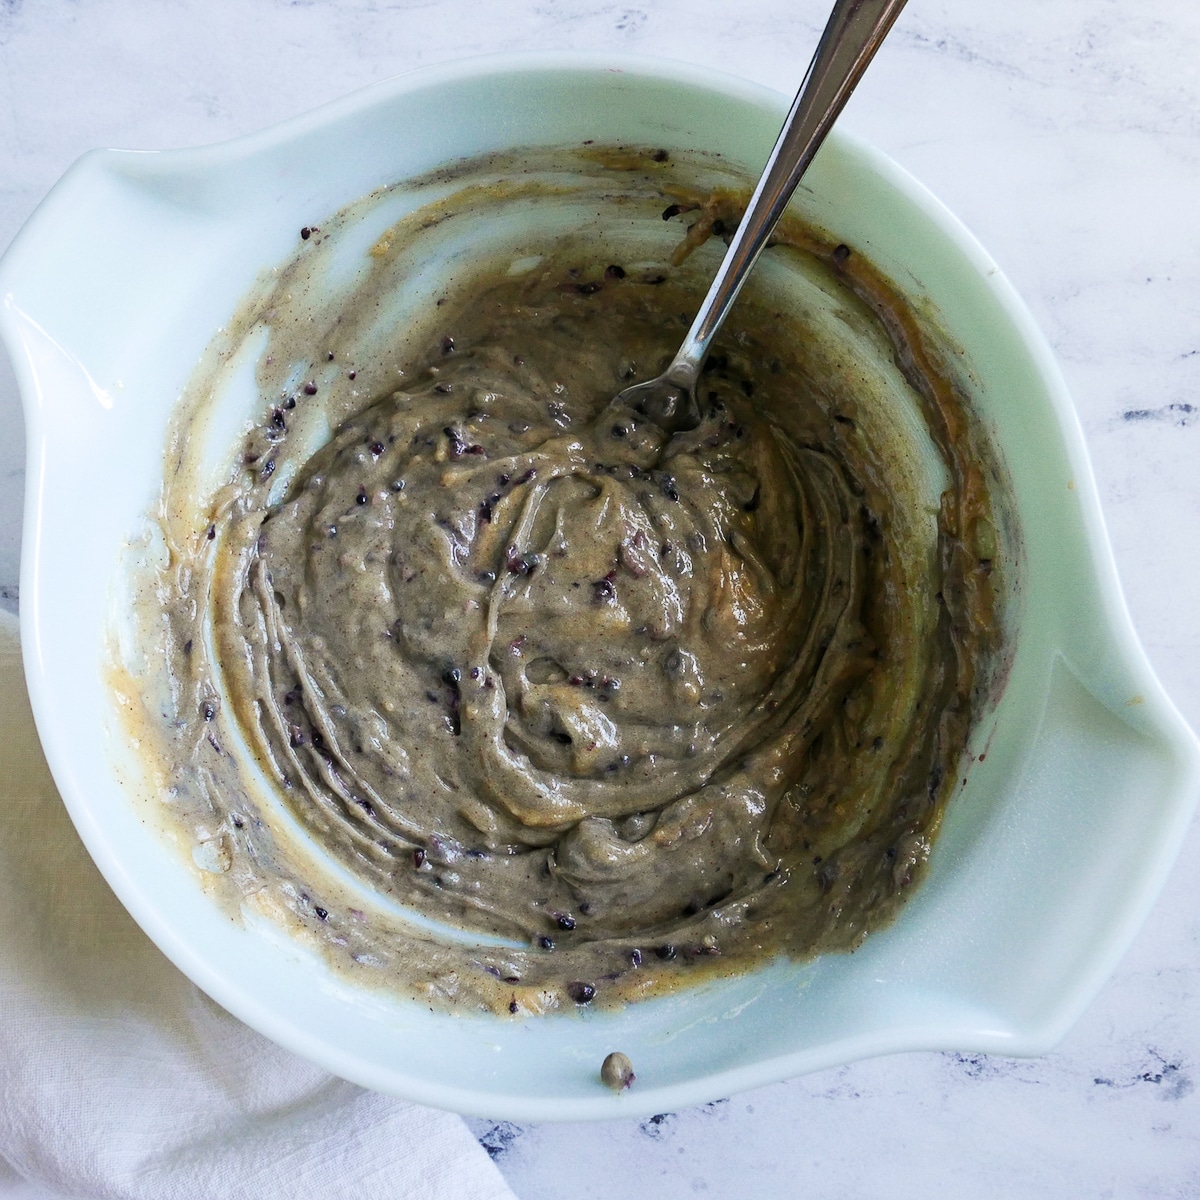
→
(0, 53, 1195, 1120)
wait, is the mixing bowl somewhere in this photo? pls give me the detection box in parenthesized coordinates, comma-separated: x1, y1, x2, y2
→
(1, 53, 1196, 1121)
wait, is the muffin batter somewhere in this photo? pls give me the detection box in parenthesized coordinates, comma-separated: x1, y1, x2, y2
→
(127, 148, 1007, 1014)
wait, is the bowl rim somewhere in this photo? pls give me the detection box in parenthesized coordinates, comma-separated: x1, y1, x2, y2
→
(4, 49, 1198, 1121)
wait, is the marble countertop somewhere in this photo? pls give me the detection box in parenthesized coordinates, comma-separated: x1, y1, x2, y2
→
(2, 1, 1199, 1196)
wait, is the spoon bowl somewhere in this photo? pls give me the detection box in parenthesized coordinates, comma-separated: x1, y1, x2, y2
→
(610, 0, 908, 433)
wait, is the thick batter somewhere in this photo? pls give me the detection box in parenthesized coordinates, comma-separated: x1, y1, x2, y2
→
(128, 149, 1007, 1014)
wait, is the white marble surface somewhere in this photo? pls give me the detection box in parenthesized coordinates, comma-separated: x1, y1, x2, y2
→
(2, 1, 1200, 1196)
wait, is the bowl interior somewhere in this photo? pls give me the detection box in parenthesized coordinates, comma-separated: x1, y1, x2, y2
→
(1, 54, 1196, 1121)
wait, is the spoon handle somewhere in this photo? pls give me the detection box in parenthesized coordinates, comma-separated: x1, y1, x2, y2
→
(665, 0, 909, 388)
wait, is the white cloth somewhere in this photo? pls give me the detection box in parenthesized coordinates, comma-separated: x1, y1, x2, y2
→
(0, 611, 517, 1200)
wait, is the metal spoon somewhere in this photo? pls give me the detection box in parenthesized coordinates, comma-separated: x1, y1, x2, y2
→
(611, 0, 909, 432)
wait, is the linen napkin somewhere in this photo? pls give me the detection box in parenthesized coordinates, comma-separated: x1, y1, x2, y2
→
(0, 610, 517, 1200)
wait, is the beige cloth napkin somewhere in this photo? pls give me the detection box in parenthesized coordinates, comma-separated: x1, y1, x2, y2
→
(0, 611, 517, 1200)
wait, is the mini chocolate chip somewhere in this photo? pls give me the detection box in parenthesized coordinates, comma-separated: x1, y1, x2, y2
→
(655, 944, 677, 961)
(604, 264, 626, 280)
(507, 548, 539, 576)
(314, 906, 328, 920)
(303, 381, 318, 395)
(567, 981, 596, 1004)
